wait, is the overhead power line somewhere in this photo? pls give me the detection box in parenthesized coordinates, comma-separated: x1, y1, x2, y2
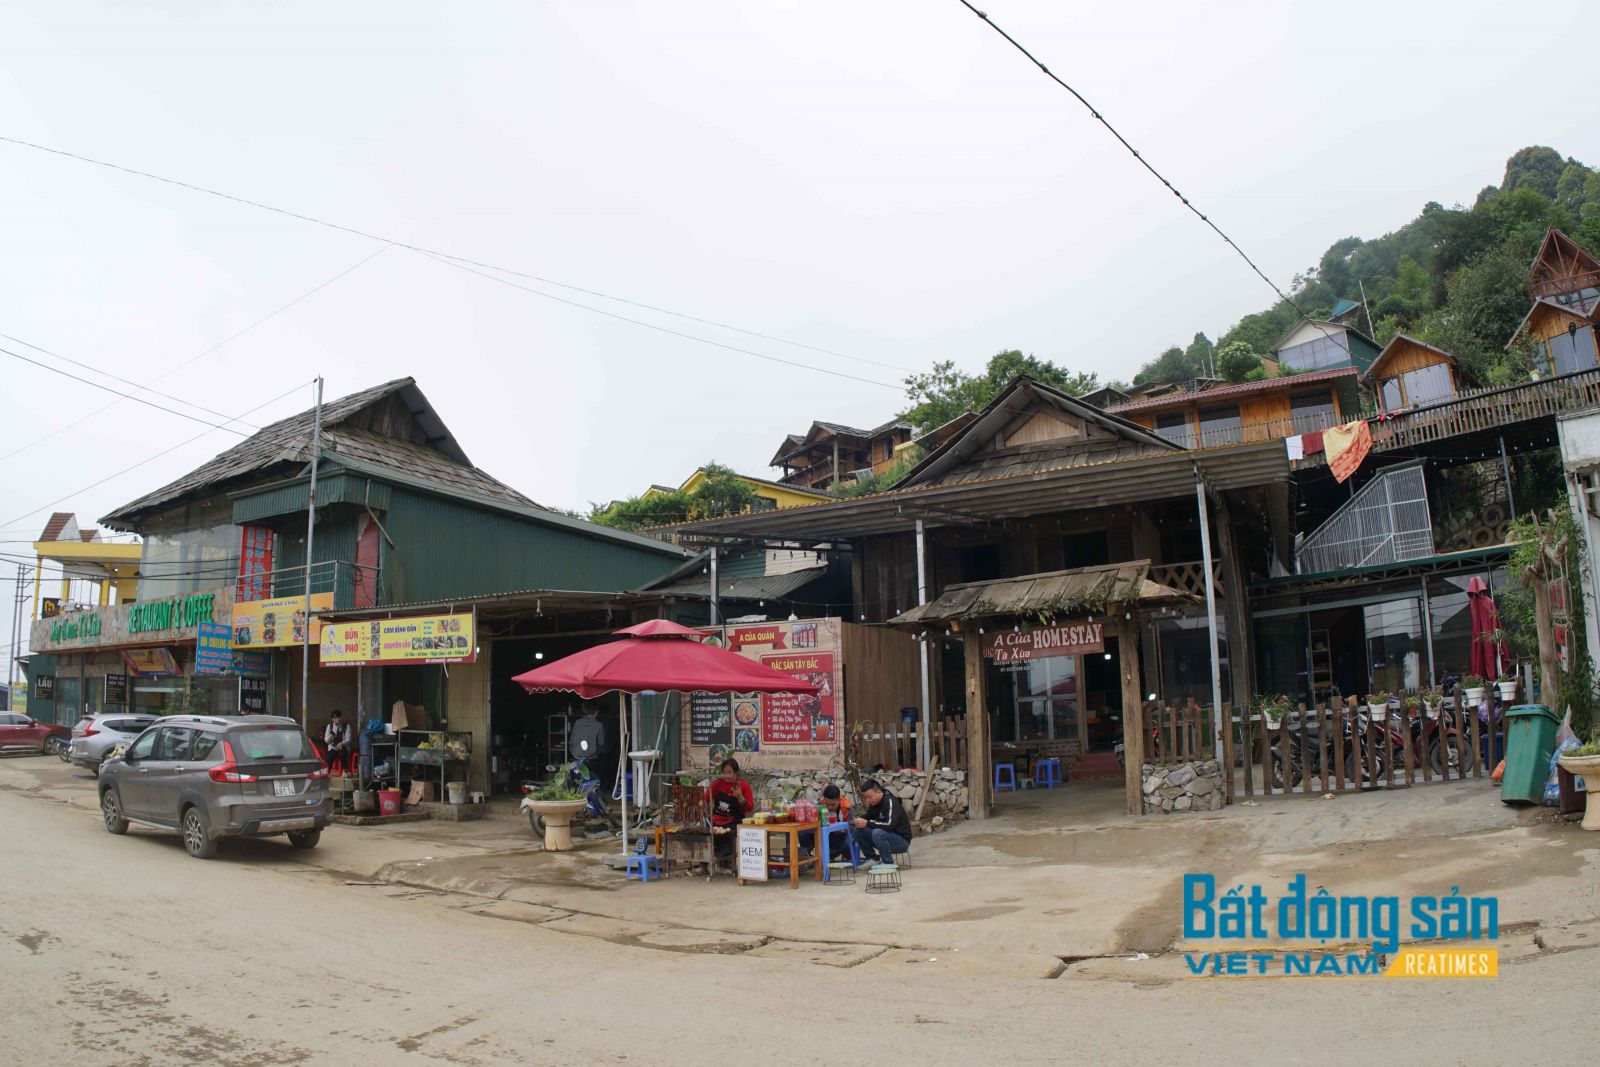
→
(0, 244, 389, 464)
(0, 344, 256, 436)
(0, 379, 313, 533)
(954, 0, 1321, 324)
(423, 253, 901, 390)
(0, 135, 911, 379)
(0, 331, 261, 431)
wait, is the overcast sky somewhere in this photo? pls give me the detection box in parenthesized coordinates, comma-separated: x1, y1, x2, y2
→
(2, 2, 1595, 654)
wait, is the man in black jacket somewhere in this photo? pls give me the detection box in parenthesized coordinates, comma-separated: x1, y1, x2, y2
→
(850, 779, 911, 867)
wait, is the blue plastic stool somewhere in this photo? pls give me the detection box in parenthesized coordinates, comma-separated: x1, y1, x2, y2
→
(821, 821, 860, 880)
(994, 762, 1017, 793)
(624, 853, 663, 884)
(1033, 757, 1063, 789)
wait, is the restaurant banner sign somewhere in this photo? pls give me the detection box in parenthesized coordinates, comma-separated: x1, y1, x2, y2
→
(319, 611, 476, 667)
(231, 592, 334, 649)
(981, 621, 1104, 663)
(123, 648, 179, 676)
(30, 586, 236, 653)
(194, 621, 235, 675)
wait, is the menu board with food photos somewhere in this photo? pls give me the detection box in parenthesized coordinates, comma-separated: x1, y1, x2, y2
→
(689, 691, 732, 747)
(759, 651, 835, 744)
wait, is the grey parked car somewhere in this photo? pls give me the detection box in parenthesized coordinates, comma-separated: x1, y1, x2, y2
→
(98, 715, 330, 859)
(69, 713, 159, 771)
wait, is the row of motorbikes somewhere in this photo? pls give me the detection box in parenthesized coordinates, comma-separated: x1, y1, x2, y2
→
(1114, 676, 1507, 790)
(1261, 692, 1498, 790)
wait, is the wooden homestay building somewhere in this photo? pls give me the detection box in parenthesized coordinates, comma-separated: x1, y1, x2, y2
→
(1105, 367, 1358, 449)
(1510, 228, 1600, 376)
(682, 375, 1294, 816)
(770, 418, 915, 490)
(1364, 335, 1469, 413)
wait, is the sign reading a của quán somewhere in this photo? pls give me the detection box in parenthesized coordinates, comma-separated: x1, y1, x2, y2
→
(318, 611, 476, 667)
(981, 620, 1104, 663)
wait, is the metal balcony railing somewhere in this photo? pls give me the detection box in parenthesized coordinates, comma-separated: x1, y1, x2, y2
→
(244, 560, 380, 610)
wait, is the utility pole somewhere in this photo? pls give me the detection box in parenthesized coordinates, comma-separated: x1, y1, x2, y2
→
(1358, 279, 1377, 339)
(300, 376, 323, 727)
(7, 563, 25, 711)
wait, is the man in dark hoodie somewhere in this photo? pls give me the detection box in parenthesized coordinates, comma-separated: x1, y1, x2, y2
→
(850, 779, 910, 867)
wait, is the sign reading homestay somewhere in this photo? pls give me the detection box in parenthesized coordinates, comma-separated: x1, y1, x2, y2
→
(981, 620, 1103, 663)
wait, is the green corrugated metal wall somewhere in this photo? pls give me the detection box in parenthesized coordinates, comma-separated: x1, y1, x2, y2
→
(233, 473, 392, 524)
(379, 486, 682, 604)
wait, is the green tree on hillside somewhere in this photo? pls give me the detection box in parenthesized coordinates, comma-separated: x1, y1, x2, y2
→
(901, 350, 1098, 429)
(591, 462, 759, 532)
(1216, 340, 1264, 383)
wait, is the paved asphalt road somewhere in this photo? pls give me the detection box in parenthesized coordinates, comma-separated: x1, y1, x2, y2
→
(3, 771, 1586, 1065)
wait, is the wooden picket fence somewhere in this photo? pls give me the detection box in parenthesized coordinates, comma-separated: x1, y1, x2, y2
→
(1228, 688, 1498, 800)
(851, 714, 968, 772)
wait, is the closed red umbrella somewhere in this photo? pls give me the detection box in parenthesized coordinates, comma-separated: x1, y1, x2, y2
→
(1467, 576, 1508, 680)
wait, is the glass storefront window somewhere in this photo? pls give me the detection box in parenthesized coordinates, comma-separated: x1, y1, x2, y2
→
(138, 497, 242, 600)
(132, 675, 238, 715)
(1155, 615, 1230, 707)
(1364, 598, 1425, 693)
(994, 655, 1078, 743)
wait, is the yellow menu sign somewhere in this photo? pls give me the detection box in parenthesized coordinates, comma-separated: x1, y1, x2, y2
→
(319, 612, 476, 667)
(232, 593, 334, 648)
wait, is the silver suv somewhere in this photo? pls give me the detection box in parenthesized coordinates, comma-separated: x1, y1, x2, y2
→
(70, 713, 158, 772)
(98, 715, 330, 859)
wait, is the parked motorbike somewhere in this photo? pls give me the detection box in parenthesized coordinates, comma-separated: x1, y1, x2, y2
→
(1266, 711, 1356, 790)
(520, 759, 617, 838)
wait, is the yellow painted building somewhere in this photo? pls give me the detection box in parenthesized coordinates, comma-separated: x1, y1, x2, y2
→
(645, 468, 835, 510)
(30, 512, 141, 619)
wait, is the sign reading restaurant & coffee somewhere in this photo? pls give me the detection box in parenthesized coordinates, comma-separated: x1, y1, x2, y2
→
(980, 620, 1104, 663)
(30, 586, 236, 654)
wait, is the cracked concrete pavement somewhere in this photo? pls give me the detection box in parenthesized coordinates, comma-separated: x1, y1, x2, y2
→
(5, 753, 1600, 1063)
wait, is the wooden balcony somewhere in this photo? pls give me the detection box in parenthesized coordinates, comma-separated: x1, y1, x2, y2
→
(1293, 368, 1600, 468)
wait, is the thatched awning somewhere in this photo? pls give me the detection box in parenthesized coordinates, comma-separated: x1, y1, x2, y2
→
(888, 561, 1195, 627)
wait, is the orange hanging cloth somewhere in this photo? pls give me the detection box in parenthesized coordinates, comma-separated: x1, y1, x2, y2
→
(1324, 420, 1373, 483)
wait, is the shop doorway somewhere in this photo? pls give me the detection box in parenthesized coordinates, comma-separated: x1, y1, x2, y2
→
(1081, 636, 1123, 752)
(487, 636, 604, 796)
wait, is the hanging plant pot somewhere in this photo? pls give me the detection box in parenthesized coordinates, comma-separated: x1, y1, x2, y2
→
(1423, 700, 1442, 721)
(1464, 687, 1486, 707)
(1264, 715, 1284, 732)
(1497, 680, 1518, 703)
(1368, 702, 1389, 721)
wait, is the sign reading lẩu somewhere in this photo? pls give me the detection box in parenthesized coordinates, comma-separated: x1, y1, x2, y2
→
(981, 620, 1104, 663)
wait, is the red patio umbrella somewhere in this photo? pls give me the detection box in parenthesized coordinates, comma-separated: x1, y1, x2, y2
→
(512, 624, 821, 699)
(1467, 576, 1508, 682)
(511, 623, 819, 855)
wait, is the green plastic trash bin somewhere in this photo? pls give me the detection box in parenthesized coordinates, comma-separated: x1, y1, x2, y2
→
(1500, 704, 1560, 805)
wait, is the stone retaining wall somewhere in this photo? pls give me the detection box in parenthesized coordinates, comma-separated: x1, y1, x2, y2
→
(1141, 759, 1223, 814)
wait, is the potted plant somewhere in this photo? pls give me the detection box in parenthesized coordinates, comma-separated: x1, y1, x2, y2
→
(1255, 694, 1292, 731)
(1400, 694, 1421, 720)
(522, 764, 589, 851)
(1367, 691, 1392, 720)
(1421, 687, 1444, 721)
(1495, 671, 1519, 704)
(1462, 675, 1487, 707)
(1558, 738, 1600, 832)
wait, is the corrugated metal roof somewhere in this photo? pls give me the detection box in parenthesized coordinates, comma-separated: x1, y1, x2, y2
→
(678, 440, 1291, 542)
(1106, 368, 1358, 415)
(649, 564, 829, 601)
(889, 561, 1193, 625)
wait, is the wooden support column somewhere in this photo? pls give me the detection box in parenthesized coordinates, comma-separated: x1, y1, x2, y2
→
(963, 634, 991, 819)
(1213, 493, 1255, 712)
(1119, 616, 1147, 815)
